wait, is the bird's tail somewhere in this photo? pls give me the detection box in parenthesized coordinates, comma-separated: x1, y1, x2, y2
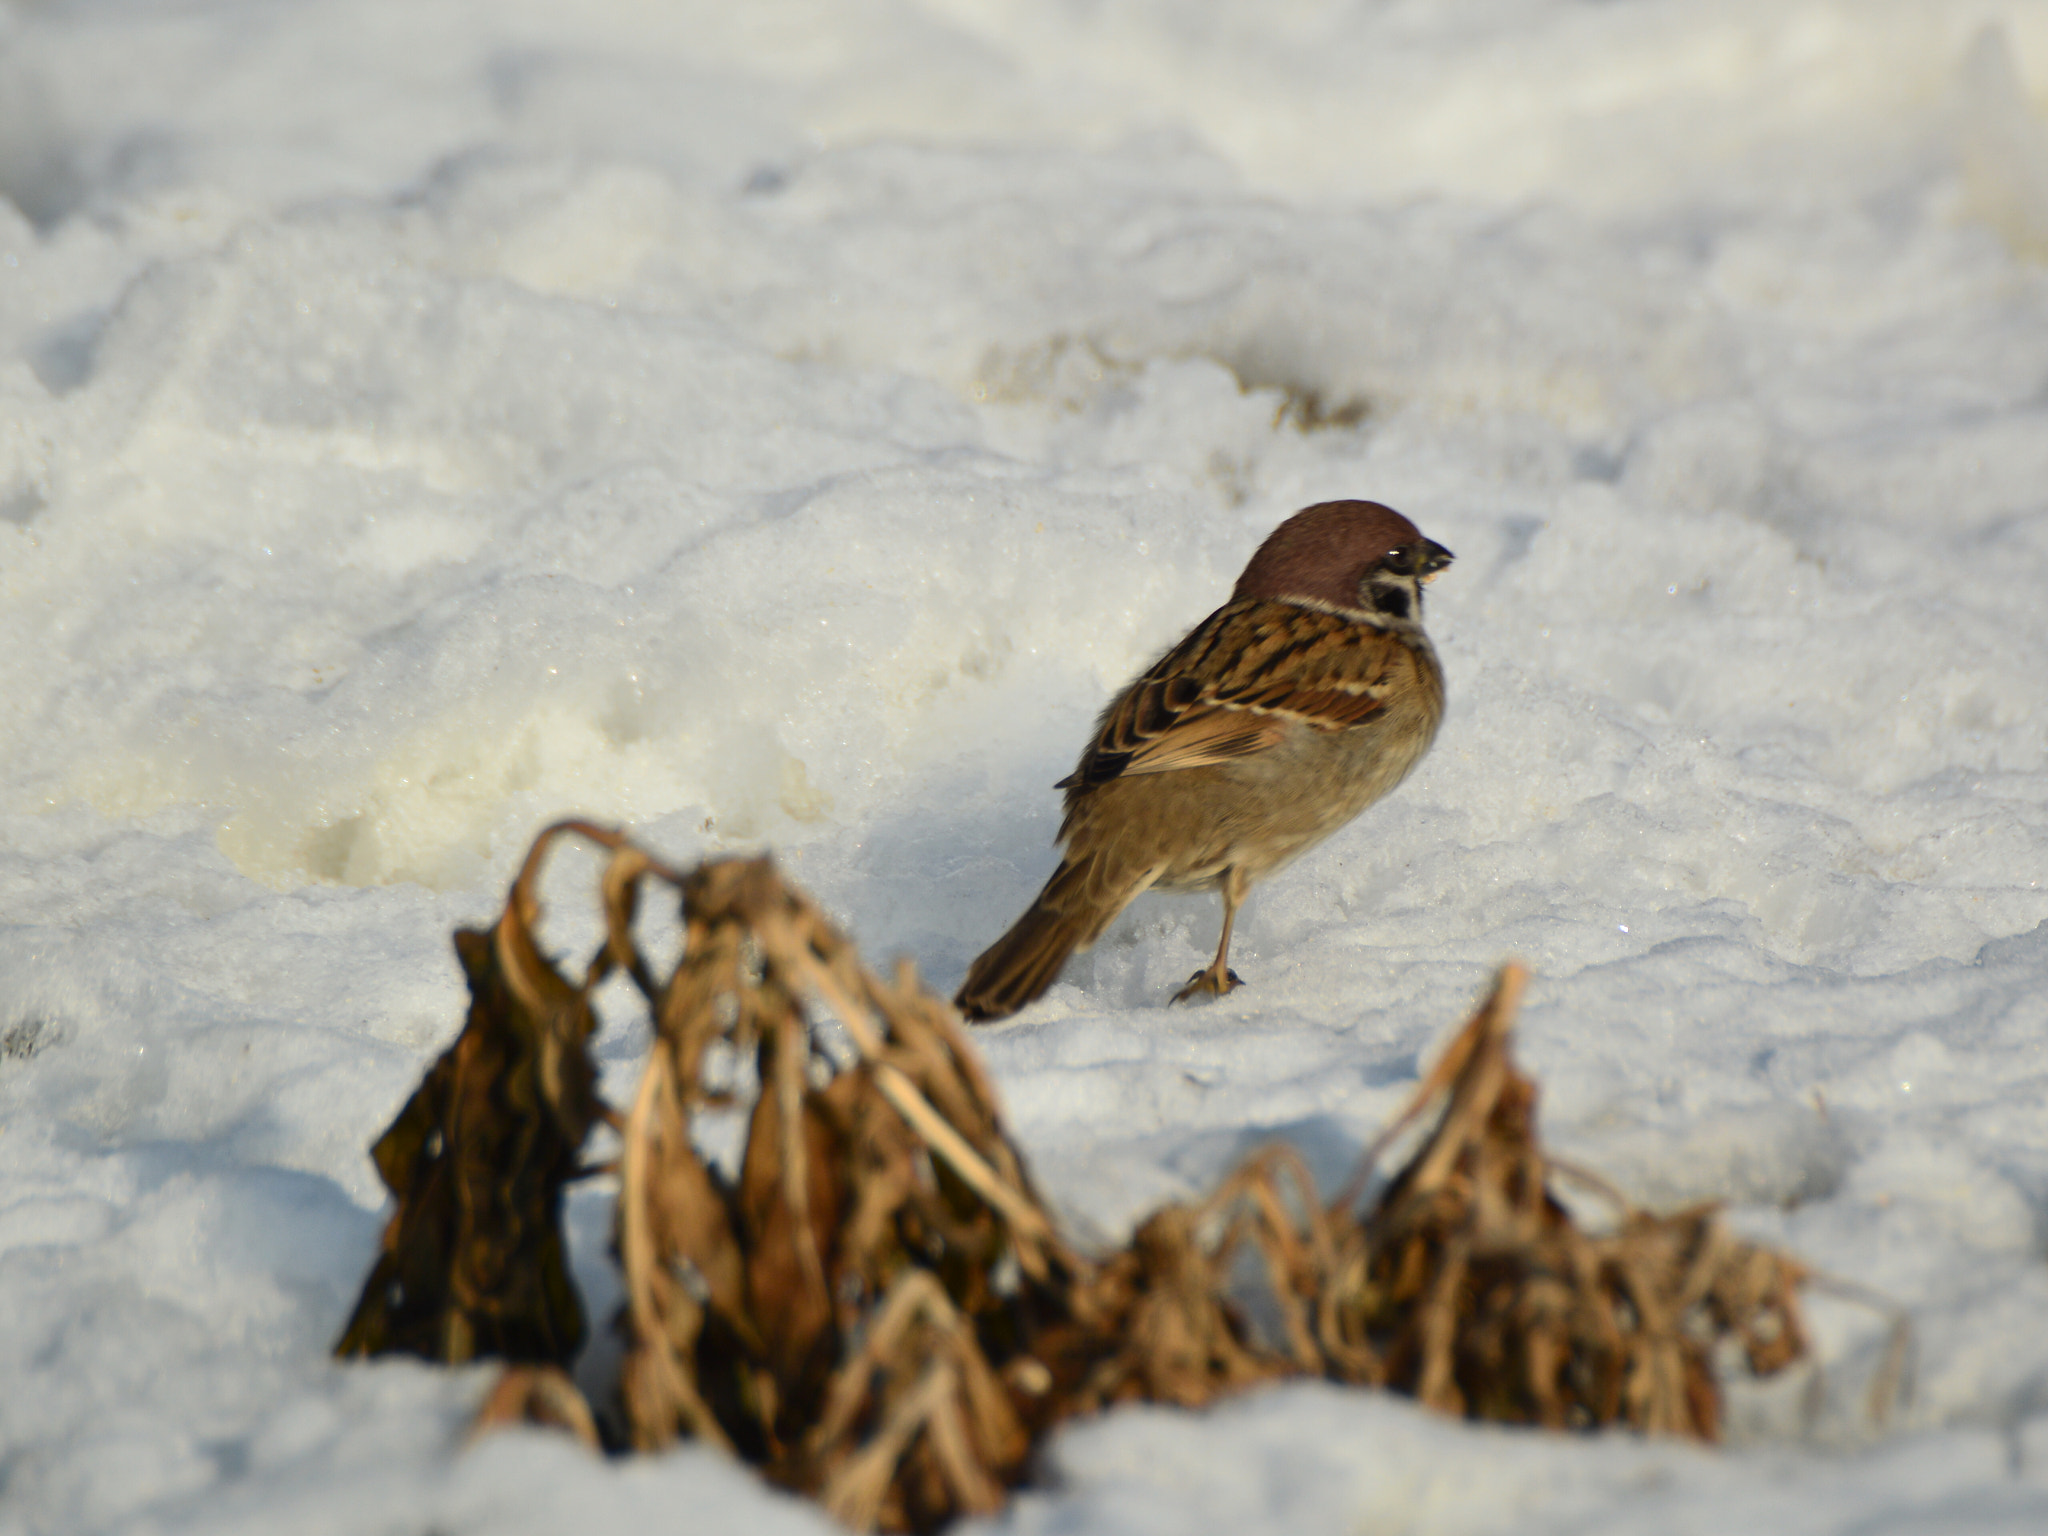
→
(954, 896, 1086, 1022)
(955, 859, 1135, 1022)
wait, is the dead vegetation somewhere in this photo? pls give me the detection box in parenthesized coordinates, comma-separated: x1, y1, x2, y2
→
(337, 822, 1900, 1531)
(1315, 966, 1817, 1437)
(1268, 386, 1369, 433)
(334, 827, 604, 1366)
(611, 851, 1069, 1529)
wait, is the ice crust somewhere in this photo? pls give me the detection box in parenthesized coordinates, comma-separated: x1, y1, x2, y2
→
(5, 1, 2048, 1531)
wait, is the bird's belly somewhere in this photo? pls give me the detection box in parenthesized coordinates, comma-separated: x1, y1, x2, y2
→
(1125, 712, 1438, 894)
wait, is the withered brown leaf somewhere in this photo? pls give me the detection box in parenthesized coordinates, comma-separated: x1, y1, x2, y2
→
(335, 824, 608, 1366)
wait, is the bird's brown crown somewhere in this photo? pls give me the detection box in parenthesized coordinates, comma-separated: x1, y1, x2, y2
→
(1232, 500, 1432, 611)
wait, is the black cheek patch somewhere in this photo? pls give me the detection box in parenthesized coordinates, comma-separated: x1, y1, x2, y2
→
(1370, 584, 1411, 619)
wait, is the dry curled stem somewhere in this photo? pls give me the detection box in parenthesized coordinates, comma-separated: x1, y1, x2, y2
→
(471, 1364, 602, 1451)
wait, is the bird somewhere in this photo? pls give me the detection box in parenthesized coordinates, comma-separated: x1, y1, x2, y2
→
(954, 499, 1452, 1023)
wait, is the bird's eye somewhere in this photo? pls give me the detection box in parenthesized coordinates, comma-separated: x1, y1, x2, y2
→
(1384, 541, 1453, 578)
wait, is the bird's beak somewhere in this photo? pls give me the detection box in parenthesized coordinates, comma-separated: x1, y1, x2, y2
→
(1417, 539, 1454, 582)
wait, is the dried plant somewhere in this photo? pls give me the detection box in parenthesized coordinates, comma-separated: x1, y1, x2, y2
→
(1052, 1146, 1332, 1414)
(335, 825, 609, 1365)
(614, 854, 1091, 1528)
(1315, 964, 1819, 1439)
(496, 838, 1072, 1528)
(336, 827, 1891, 1533)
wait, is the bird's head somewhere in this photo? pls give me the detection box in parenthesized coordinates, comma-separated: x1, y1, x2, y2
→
(1233, 500, 1453, 624)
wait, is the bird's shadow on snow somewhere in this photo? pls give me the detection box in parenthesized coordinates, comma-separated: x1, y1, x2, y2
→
(790, 763, 1071, 992)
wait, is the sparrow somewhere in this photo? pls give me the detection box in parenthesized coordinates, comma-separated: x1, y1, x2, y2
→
(955, 500, 1452, 1022)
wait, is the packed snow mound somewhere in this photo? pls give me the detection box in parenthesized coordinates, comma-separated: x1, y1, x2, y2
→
(4, 1, 2048, 1532)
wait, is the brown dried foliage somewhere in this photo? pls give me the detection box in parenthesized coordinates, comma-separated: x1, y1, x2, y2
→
(1030, 966, 1835, 1444)
(335, 825, 608, 1365)
(613, 852, 1066, 1531)
(342, 826, 1875, 1531)
(1312, 964, 1816, 1438)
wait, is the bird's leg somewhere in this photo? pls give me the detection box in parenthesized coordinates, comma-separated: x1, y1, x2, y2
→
(1173, 868, 1247, 1004)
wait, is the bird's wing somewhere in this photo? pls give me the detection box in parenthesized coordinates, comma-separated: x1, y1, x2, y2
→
(1058, 600, 1406, 790)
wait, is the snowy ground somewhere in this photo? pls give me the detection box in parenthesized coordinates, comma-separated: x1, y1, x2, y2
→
(6, 1, 2048, 1531)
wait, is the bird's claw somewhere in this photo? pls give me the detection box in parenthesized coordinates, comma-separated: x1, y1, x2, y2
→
(1171, 966, 1244, 1005)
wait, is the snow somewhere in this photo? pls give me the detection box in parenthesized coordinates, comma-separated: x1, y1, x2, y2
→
(5, 0, 2048, 1530)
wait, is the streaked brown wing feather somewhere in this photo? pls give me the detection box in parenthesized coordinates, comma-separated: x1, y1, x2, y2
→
(1115, 709, 1291, 776)
(1059, 599, 1404, 791)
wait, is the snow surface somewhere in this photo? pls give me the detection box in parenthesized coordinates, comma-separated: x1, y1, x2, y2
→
(5, 0, 2048, 1531)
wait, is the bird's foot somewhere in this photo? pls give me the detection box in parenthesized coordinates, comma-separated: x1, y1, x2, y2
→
(1171, 965, 1244, 1005)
